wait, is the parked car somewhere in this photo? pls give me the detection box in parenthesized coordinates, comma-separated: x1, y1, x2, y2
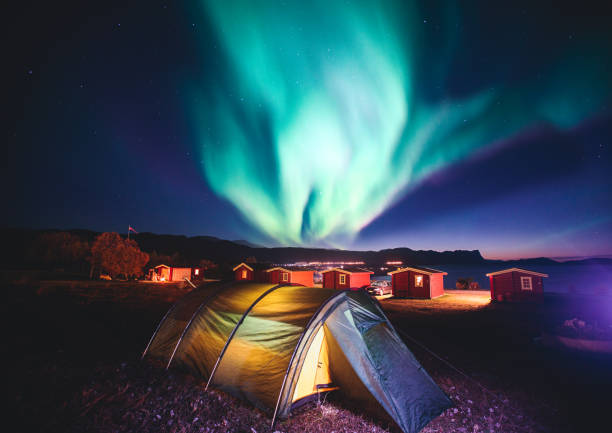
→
(366, 284, 392, 296)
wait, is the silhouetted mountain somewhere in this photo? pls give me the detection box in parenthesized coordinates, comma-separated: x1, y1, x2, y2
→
(2, 228, 609, 270)
(558, 257, 612, 266)
(486, 257, 560, 267)
(232, 239, 263, 248)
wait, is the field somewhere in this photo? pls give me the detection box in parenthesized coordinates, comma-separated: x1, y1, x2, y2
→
(6, 281, 611, 433)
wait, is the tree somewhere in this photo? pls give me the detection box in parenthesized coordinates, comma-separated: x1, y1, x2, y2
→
(89, 232, 149, 279)
(29, 232, 90, 270)
(198, 259, 218, 271)
(455, 277, 473, 290)
(147, 250, 180, 268)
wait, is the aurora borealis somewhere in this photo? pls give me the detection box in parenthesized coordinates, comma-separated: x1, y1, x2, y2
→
(6, 0, 612, 259)
(194, 0, 611, 247)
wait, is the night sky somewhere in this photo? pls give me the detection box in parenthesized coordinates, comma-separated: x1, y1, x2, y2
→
(5, 1, 612, 259)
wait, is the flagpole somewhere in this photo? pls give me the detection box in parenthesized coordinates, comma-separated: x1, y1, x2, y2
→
(128, 225, 130, 240)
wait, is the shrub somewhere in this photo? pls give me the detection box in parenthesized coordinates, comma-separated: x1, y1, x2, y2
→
(89, 232, 149, 279)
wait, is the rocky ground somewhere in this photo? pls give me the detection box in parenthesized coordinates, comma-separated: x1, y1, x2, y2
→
(6, 282, 611, 432)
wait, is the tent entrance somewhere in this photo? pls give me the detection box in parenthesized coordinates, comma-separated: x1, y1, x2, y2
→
(291, 326, 338, 405)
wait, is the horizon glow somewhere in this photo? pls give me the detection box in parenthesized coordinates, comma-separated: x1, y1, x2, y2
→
(193, 0, 610, 246)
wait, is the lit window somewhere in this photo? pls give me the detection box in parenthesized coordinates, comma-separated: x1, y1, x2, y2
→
(521, 276, 532, 290)
(241, 269, 247, 279)
(194, 269, 199, 276)
(339, 274, 346, 284)
(282, 272, 288, 282)
(415, 275, 423, 287)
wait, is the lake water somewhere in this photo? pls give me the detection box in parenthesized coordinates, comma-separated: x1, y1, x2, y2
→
(372, 263, 612, 296)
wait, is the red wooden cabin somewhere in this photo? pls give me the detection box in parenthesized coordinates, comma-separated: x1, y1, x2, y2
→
(233, 263, 314, 286)
(263, 267, 315, 286)
(321, 267, 373, 290)
(388, 266, 447, 299)
(486, 268, 548, 302)
(233, 262, 268, 282)
(148, 264, 202, 282)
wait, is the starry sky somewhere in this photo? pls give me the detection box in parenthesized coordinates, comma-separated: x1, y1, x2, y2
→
(5, 1, 612, 259)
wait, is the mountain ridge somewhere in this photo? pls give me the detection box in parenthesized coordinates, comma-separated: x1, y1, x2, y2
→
(2, 228, 610, 269)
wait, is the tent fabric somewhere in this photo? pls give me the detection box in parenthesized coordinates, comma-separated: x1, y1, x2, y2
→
(142, 282, 226, 362)
(144, 282, 451, 433)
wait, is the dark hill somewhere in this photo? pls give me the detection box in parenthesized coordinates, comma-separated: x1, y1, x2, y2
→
(4, 228, 605, 270)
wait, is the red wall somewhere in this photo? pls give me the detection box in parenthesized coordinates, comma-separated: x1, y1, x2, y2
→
(429, 273, 445, 298)
(490, 271, 544, 302)
(290, 271, 314, 287)
(322, 271, 370, 289)
(392, 270, 443, 299)
(392, 271, 410, 297)
(337, 272, 349, 289)
(350, 272, 371, 289)
(265, 270, 312, 285)
(191, 268, 202, 280)
(322, 271, 351, 289)
(234, 266, 253, 281)
(267, 270, 281, 284)
(413, 274, 430, 298)
(323, 272, 336, 289)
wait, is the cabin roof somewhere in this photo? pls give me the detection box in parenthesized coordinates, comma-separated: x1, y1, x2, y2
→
(485, 267, 549, 277)
(264, 266, 315, 272)
(321, 267, 374, 274)
(232, 262, 277, 272)
(232, 262, 253, 271)
(388, 265, 447, 276)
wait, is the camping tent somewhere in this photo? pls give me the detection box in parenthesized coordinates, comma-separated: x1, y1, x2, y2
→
(142, 282, 451, 433)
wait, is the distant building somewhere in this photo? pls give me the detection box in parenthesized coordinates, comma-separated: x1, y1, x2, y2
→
(388, 266, 447, 299)
(233, 262, 265, 281)
(263, 267, 315, 286)
(486, 268, 548, 302)
(148, 264, 201, 282)
(232, 262, 314, 286)
(321, 267, 373, 290)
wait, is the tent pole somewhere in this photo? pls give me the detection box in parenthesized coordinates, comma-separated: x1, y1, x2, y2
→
(205, 283, 287, 391)
(141, 301, 179, 360)
(165, 282, 230, 370)
(271, 293, 346, 428)
(143, 282, 226, 361)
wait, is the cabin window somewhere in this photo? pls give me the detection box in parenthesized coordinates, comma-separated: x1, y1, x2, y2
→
(241, 269, 247, 279)
(520, 276, 532, 290)
(415, 275, 423, 287)
(282, 272, 289, 282)
(194, 269, 199, 276)
(339, 274, 346, 285)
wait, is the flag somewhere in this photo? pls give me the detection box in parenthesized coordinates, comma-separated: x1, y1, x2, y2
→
(128, 226, 138, 234)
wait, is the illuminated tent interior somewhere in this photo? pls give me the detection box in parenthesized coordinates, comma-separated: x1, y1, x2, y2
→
(142, 282, 451, 433)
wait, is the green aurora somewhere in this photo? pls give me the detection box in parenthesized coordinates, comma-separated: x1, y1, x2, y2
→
(192, 0, 610, 246)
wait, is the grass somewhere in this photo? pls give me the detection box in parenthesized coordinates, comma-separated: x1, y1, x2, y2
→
(7, 281, 611, 432)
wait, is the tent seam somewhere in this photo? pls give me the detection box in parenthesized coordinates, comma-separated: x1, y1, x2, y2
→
(205, 283, 289, 390)
(271, 291, 347, 427)
(165, 281, 235, 370)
